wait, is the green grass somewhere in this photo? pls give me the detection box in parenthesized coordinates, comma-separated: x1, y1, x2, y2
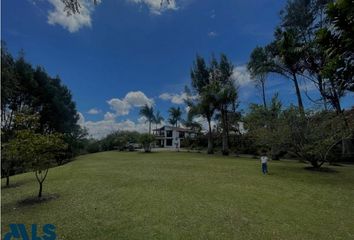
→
(2, 151, 354, 240)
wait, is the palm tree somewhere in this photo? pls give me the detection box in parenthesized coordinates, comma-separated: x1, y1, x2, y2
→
(168, 107, 182, 127)
(153, 110, 164, 130)
(139, 104, 154, 134)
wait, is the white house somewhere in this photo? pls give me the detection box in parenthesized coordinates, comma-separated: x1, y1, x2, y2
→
(153, 126, 196, 148)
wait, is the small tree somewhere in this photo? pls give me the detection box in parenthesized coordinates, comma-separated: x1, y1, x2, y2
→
(14, 130, 68, 198)
(2, 141, 21, 187)
(1, 112, 39, 187)
(139, 134, 155, 153)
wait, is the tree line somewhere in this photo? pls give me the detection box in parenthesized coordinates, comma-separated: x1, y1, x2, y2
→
(1, 42, 86, 197)
(182, 0, 354, 167)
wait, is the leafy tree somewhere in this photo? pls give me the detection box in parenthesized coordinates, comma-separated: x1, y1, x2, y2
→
(188, 55, 216, 154)
(24, 132, 67, 198)
(168, 107, 182, 127)
(2, 141, 22, 187)
(61, 0, 171, 15)
(249, 0, 340, 116)
(281, 108, 350, 168)
(1, 112, 39, 186)
(139, 134, 155, 153)
(139, 104, 155, 134)
(278, 0, 340, 111)
(209, 54, 238, 155)
(248, 46, 272, 109)
(267, 29, 306, 116)
(317, 0, 353, 93)
(1, 45, 84, 164)
(5, 114, 67, 198)
(86, 139, 101, 153)
(315, 0, 354, 115)
(244, 94, 286, 159)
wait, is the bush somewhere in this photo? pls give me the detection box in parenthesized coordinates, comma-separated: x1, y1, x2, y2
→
(139, 134, 155, 153)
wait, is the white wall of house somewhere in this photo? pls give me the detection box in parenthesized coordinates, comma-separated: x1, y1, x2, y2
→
(154, 126, 193, 149)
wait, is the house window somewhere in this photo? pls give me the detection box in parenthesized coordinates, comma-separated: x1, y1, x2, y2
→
(166, 139, 173, 146)
(166, 130, 172, 137)
(179, 131, 185, 138)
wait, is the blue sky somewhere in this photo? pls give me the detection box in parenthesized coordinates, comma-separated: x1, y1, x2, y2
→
(2, 0, 353, 138)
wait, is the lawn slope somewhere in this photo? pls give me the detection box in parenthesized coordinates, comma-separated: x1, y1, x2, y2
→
(2, 151, 354, 239)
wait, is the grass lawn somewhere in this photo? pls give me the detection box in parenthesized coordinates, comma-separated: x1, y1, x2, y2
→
(2, 151, 354, 239)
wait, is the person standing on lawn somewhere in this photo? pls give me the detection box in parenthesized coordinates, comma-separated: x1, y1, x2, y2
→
(260, 151, 269, 174)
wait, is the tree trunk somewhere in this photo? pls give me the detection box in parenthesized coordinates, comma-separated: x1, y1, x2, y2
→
(207, 118, 214, 154)
(149, 122, 151, 134)
(222, 131, 229, 155)
(6, 175, 9, 187)
(261, 81, 267, 109)
(311, 160, 320, 168)
(292, 73, 304, 116)
(221, 109, 229, 156)
(38, 182, 43, 198)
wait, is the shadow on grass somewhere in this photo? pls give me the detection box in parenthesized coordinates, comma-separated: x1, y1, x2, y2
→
(137, 151, 159, 154)
(18, 194, 60, 206)
(1, 179, 31, 189)
(304, 166, 338, 173)
(2, 182, 23, 189)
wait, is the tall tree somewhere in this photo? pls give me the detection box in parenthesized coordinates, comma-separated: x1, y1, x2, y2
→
(1, 45, 83, 179)
(210, 54, 238, 156)
(279, 0, 333, 109)
(248, 46, 272, 109)
(168, 107, 182, 127)
(188, 55, 216, 154)
(268, 29, 306, 116)
(316, 0, 354, 115)
(139, 104, 155, 134)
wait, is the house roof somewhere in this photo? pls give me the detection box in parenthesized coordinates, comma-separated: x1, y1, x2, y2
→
(153, 125, 195, 132)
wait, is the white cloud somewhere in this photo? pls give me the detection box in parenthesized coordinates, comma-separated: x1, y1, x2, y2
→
(159, 92, 195, 104)
(78, 91, 156, 138)
(87, 108, 101, 114)
(128, 0, 178, 14)
(47, 0, 96, 33)
(77, 112, 85, 125)
(193, 116, 216, 132)
(124, 91, 154, 107)
(104, 112, 116, 120)
(107, 98, 131, 116)
(232, 65, 252, 87)
(107, 91, 154, 116)
(299, 80, 317, 92)
(80, 117, 150, 139)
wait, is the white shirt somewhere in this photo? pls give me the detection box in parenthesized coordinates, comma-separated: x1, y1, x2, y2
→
(261, 156, 268, 164)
